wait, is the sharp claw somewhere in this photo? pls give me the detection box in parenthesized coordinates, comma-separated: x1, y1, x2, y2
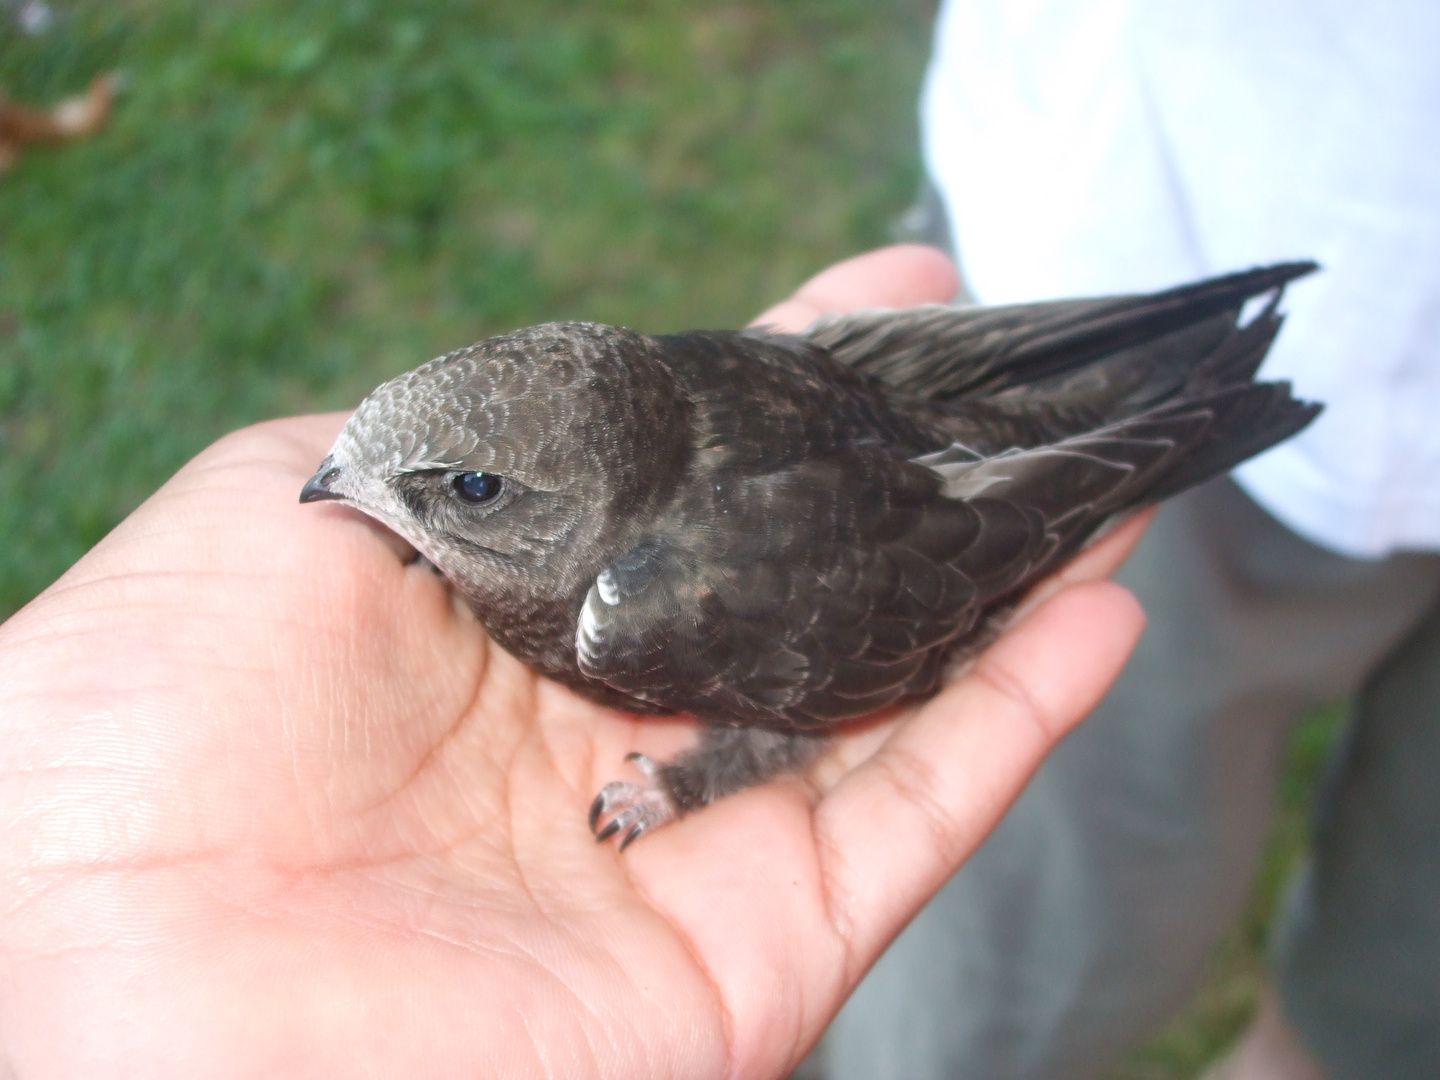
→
(587, 773, 679, 848)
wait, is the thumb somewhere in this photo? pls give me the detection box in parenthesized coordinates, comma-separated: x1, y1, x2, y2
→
(751, 244, 961, 332)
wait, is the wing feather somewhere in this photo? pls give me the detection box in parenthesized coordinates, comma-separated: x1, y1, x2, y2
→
(791, 262, 1316, 403)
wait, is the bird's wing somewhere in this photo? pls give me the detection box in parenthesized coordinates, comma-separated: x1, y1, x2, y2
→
(575, 381, 1317, 730)
(925, 379, 1319, 576)
(574, 454, 990, 728)
(786, 262, 1316, 401)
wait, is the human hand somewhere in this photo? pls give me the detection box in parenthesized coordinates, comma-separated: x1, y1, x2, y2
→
(0, 245, 1146, 1079)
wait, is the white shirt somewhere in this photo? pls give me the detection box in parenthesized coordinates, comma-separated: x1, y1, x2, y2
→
(921, 0, 1440, 557)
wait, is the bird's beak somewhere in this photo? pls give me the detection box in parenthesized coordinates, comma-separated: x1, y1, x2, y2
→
(300, 459, 347, 504)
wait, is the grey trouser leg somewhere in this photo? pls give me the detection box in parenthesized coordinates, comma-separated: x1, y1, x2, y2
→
(826, 479, 1440, 1080)
(1274, 594, 1440, 1079)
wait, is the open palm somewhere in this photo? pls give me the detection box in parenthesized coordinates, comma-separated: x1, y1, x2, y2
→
(0, 247, 1145, 1079)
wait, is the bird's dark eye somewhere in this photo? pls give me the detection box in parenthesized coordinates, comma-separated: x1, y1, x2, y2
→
(452, 471, 504, 504)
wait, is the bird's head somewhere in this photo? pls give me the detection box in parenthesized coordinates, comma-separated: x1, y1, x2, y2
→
(302, 321, 692, 607)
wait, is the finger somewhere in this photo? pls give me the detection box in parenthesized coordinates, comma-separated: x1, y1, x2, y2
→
(751, 244, 960, 331)
(204, 412, 353, 480)
(813, 580, 1145, 979)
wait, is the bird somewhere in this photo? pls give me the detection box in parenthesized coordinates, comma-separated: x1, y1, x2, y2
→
(301, 262, 1321, 848)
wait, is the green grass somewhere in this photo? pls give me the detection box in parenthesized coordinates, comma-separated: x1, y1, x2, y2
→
(0, 0, 932, 615)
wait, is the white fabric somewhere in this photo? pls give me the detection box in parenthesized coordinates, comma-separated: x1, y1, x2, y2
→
(920, 0, 1440, 557)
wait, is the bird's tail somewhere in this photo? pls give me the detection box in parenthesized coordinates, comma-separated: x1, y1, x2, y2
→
(926, 376, 1320, 605)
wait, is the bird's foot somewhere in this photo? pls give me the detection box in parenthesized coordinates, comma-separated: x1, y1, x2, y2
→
(588, 753, 679, 849)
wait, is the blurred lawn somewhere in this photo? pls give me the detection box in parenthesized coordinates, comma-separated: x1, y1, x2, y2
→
(3, 5, 1339, 1078)
(0, 0, 932, 615)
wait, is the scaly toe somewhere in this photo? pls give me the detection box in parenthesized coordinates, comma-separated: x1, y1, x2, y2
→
(589, 779, 679, 847)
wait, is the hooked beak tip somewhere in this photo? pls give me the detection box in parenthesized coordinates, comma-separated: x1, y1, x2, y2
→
(300, 464, 346, 504)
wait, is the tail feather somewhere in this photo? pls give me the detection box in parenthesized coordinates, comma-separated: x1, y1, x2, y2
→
(1187, 293, 1286, 391)
(920, 381, 1322, 603)
(1138, 384, 1321, 505)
